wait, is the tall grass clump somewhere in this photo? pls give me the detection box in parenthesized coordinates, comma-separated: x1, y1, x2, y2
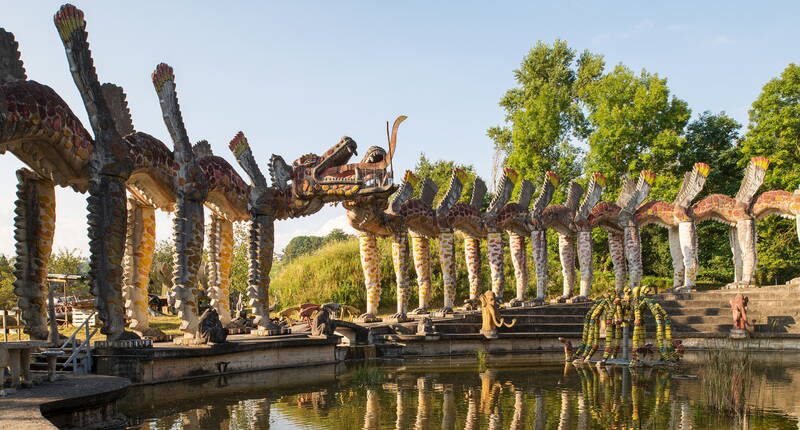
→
(699, 348, 761, 417)
(351, 367, 386, 385)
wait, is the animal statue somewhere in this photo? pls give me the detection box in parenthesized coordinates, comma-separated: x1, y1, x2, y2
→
(198, 308, 228, 343)
(477, 290, 516, 338)
(439, 169, 480, 305)
(431, 169, 468, 313)
(497, 176, 535, 306)
(529, 172, 558, 303)
(729, 293, 750, 331)
(692, 157, 769, 287)
(635, 163, 710, 291)
(557, 337, 574, 362)
(394, 171, 440, 314)
(230, 119, 401, 329)
(416, 317, 437, 335)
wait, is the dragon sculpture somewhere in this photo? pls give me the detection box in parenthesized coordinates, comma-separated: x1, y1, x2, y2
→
(429, 168, 469, 313)
(692, 157, 768, 287)
(635, 163, 710, 291)
(497, 177, 535, 306)
(752, 183, 800, 286)
(232, 119, 401, 328)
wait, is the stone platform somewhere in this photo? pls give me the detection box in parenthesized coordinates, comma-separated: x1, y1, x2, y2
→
(94, 333, 341, 384)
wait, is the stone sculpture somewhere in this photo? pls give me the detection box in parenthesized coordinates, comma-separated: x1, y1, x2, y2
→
(478, 290, 516, 338)
(529, 172, 558, 303)
(497, 176, 536, 306)
(310, 304, 335, 337)
(198, 308, 228, 343)
(635, 163, 710, 291)
(729, 293, 750, 331)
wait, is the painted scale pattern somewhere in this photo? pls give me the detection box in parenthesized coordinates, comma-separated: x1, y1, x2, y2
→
(12, 169, 55, 340)
(509, 233, 528, 302)
(438, 231, 456, 308)
(247, 216, 273, 328)
(487, 232, 505, 300)
(667, 227, 685, 288)
(390, 233, 410, 315)
(558, 234, 576, 298)
(122, 200, 155, 330)
(411, 235, 432, 310)
(577, 230, 593, 297)
(464, 235, 482, 300)
(623, 226, 643, 288)
(678, 222, 697, 288)
(608, 230, 627, 293)
(172, 200, 204, 334)
(216, 218, 234, 325)
(359, 232, 381, 316)
(530, 230, 547, 300)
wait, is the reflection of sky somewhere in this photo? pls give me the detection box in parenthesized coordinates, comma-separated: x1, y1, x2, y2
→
(3, 1, 800, 256)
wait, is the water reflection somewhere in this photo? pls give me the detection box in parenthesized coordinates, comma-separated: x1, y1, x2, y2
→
(122, 358, 800, 429)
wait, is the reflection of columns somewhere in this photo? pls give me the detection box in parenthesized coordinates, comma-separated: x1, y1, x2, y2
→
(487, 232, 505, 300)
(414, 377, 431, 430)
(488, 401, 503, 430)
(206, 215, 233, 325)
(534, 392, 546, 430)
(558, 391, 572, 430)
(558, 233, 576, 298)
(577, 393, 589, 430)
(680, 400, 693, 430)
(667, 227, 685, 288)
(123, 199, 156, 331)
(531, 230, 548, 300)
(464, 236, 482, 300)
(395, 388, 409, 430)
(411, 235, 432, 311)
(197, 403, 230, 430)
(252, 398, 271, 429)
(608, 230, 627, 293)
(12, 169, 56, 340)
(509, 389, 526, 430)
(441, 384, 456, 430)
(509, 233, 528, 302)
(438, 231, 456, 310)
(363, 388, 380, 430)
(464, 388, 479, 430)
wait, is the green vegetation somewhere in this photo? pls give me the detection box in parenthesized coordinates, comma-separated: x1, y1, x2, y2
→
(350, 366, 386, 385)
(699, 348, 760, 418)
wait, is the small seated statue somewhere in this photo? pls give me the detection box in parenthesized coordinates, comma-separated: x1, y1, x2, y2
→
(199, 308, 229, 343)
(311, 304, 336, 337)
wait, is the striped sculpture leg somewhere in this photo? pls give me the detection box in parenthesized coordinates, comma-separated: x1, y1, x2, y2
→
(737, 218, 757, 287)
(487, 231, 505, 302)
(667, 227, 685, 290)
(558, 233, 576, 302)
(464, 235, 482, 302)
(122, 199, 156, 332)
(678, 222, 697, 290)
(206, 215, 233, 325)
(729, 226, 743, 284)
(608, 230, 628, 294)
(358, 232, 382, 322)
(410, 234, 432, 314)
(623, 226, 643, 289)
(509, 233, 528, 305)
(531, 230, 548, 303)
(249, 215, 280, 334)
(576, 231, 593, 300)
(390, 232, 410, 321)
(12, 169, 55, 341)
(438, 231, 456, 312)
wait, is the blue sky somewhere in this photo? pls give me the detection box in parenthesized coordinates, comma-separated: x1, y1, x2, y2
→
(1, 1, 798, 256)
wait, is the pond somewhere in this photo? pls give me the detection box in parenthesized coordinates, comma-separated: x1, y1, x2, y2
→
(120, 352, 800, 429)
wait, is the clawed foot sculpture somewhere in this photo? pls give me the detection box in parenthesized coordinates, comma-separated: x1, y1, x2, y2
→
(463, 299, 479, 311)
(506, 299, 524, 307)
(531, 297, 546, 306)
(409, 307, 429, 315)
(568, 295, 589, 303)
(388, 312, 408, 322)
(555, 295, 570, 303)
(356, 313, 380, 323)
(435, 307, 454, 315)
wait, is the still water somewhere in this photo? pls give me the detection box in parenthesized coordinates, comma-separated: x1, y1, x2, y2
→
(121, 353, 800, 429)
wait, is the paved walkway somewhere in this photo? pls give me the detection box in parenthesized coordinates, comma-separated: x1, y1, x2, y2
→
(0, 374, 129, 429)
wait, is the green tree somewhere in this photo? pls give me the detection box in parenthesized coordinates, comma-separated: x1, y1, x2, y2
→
(0, 255, 16, 309)
(488, 40, 604, 190)
(740, 63, 800, 284)
(47, 248, 88, 275)
(282, 235, 327, 261)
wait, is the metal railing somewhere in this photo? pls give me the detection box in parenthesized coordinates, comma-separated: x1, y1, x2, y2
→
(59, 311, 98, 374)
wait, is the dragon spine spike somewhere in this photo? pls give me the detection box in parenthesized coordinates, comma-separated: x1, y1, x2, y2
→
(752, 156, 770, 170)
(694, 162, 711, 177)
(640, 170, 656, 186)
(151, 63, 175, 93)
(591, 172, 606, 187)
(503, 167, 520, 185)
(229, 131, 249, 156)
(488, 170, 514, 214)
(518, 179, 534, 208)
(735, 156, 769, 204)
(564, 181, 584, 212)
(99, 83, 135, 136)
(402, 170, 419, 188)
(419, 178, 438, 207)
(0, 28, 26, 82)
(192, 140, 213, 158)
(470, 176, 487, 210)
(454, 167, 469, 185)
(616, 177, 637, 207)
(546, 171, 559, 187)
(436, 168, 466, 214)
(390, 177, 415, 213)
(54, 4, 85, 43)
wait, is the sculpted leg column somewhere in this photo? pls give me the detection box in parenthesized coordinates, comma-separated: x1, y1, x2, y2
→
(12, 169, 55, 340)
(438, 231, 456, 312)
(577, 231, 593, 300)
(678, 222, 697, 290)
(737, 219, 757, 286)
(122, 199, 156, 332)
(410, 234, 432, 314)
(623, 226, 643, 289)
(390, 233, 410, 320)
(249, 215, 279, 334)
(608, 230, 627, 294)
(558, 233, 576, 301)
(531, 230, 548, 302)
(173, 198, 205, 339)
(88, 175, 130, 340)
(206, 215, 232, 325)
(667, 227, 685, 289)
(358, 232, 382, 321)
(464, 236, 482, 301)
(487, 232, 505, 302)
(509, 233, 528, 305)
(729, 226, 743, 284)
